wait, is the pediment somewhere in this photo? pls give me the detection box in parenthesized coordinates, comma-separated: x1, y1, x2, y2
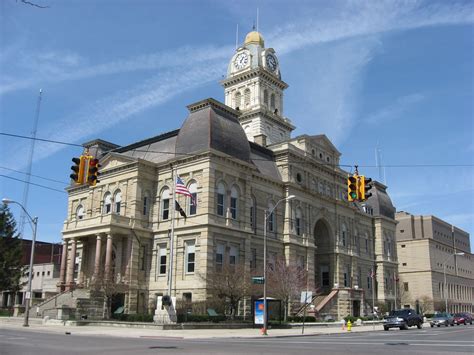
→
(99, 152, 137, 171)
(309, 135, 341, 156)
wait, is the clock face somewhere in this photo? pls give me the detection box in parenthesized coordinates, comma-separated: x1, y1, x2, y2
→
(234, 52, 249, 70)
(266, 54, 277, 72)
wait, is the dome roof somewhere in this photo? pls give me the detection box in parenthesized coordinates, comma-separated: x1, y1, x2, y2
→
(175, 98, 250, 162)
(244, 31, 265, 47)
(366, 181, 396, 219)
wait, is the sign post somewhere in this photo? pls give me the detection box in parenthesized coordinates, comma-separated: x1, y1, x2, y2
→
(300, 291, 312, 334)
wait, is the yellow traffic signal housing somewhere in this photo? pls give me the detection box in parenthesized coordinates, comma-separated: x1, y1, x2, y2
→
(358, 176, 373, 201)
(86, 157, 101, 186)
(70, 156, 85, 184)
(347, 175, 358, 202)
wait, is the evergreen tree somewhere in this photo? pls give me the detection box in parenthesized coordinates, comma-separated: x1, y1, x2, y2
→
(0, 204, 25, 292)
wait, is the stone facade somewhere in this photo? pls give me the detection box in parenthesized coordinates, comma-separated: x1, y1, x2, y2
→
(59, 31, 398, 320)
(395, 212, 474, 313)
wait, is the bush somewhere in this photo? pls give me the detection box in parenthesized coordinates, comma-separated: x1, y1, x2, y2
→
(111, 313, 154, 322)
(177, 314, 227, 323)
(287, 316, 316, 323)
(0, 309, 12, 317)
(344, 316, 358, 324)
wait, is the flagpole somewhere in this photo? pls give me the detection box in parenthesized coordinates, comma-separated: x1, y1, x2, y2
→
(168, 166, 177, 297)
(372, 268, 375, 330)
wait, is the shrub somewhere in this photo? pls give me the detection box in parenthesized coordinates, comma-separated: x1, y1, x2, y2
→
(287, 316, 316, 323)
(111, 313, 153, 322)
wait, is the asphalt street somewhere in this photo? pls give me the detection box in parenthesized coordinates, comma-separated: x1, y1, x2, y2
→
(0, 325, 473, 355)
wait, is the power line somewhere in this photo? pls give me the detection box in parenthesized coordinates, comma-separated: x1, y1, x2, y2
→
(0, 166, 69, 185)
(2, 132, 473, 168)
(0, 175, 66, 194)
(0, 132, 82, 147)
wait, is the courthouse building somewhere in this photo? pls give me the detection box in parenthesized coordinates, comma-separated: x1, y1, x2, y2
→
(395, 212, 474, 313)
(56, 31, 398, 319)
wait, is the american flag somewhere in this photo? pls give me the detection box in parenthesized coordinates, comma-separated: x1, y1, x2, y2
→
(176, 176, 196, 205)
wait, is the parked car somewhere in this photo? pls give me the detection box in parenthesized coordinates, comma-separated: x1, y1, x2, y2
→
(384, 309, 423, 331)
(430, 312, 455, 327)
(453, 312, 473, 325)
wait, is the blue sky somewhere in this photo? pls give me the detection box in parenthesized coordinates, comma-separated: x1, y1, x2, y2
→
(1, 0, 473, 246)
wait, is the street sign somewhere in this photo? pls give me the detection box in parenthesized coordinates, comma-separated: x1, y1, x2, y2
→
(25, 291, 31, 300)
(252, 276, 265, 284)
(300, 291, 312, 304)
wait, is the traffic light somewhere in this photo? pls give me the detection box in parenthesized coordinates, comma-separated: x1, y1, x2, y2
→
(86, 158, 101, 186)
(70, 156, 85, 184)
(358, 176, 373, 201)
(347, 175, 358, 202)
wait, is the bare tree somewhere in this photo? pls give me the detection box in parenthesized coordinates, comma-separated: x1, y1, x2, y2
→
(418, 295, 434, 315)
(91, 276, 129, 319)
(266, 256, 308, 321)
(202, 263, 251, 319)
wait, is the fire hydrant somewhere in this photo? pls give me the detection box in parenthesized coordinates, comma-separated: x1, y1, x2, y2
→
(347, 320, 352, 332)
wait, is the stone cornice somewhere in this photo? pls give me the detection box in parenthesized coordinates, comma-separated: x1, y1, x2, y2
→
(220, 68, 288, 90)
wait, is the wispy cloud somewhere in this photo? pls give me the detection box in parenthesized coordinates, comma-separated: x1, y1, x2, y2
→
(2, 0, 473, 169)
(364, 93, 425, 124)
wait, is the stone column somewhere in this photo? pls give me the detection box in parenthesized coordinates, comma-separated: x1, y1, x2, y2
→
(104, 234, 113, 282)
(124, 235, 133, 282)
(65, 238, 77, 290)
(78, 239, 87, 286)
(93, 235, 103, 280)
(57, 240, 68, 291)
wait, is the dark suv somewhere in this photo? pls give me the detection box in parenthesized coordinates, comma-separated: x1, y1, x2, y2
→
(384, 309, 423, 331)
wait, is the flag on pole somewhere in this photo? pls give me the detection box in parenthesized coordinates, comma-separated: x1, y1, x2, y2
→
(175, 201, 187, 219)
(176, 176, 196, 205)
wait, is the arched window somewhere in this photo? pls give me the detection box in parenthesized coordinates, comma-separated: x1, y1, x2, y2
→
(230, 186, 239, 219)
(244, 88, 251, 107)
(295, 207, 302, 236)
(76, 204, 84, 220)
(341, 224, 347, 247)
(250, 196, 257, 231)
(103, 192, 112, 214)
(188, 181, 197, 216)
(142, 193, 149, 216)
(263, 89, 268, 106)
(114, 190, 122, 214)
(161, 188, 170, 220)
(270, 93, 275, 109)
(268, 202, 275, 232)
(235, 92, 241, 109)
(216, 183, 225, 217)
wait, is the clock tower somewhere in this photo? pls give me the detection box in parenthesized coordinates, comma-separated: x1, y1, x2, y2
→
(221, 30, 295, 146)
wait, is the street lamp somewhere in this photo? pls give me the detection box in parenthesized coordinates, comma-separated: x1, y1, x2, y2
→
(262, 194, 295, 336)
(442, 252, 465, 313)
(2, 198, 38, 327)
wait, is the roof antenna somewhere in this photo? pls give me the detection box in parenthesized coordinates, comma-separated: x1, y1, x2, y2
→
(257, 7, 259, 32)
(235, 23, 239, 50)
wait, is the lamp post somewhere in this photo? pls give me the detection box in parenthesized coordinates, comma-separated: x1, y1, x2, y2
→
(2, 198, 38, 327)
(262, 194, 295, 336)
(442, 252, 464, 313)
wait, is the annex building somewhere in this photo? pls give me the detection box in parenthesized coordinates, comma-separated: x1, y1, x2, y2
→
(53, 31, 398, 320)
(395, 212, 474, 313)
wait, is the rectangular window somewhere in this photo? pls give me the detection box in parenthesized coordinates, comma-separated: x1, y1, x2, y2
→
(230, 197, 237, 219)
(140, 245, 146, 271)
(401, 244, 406, 248)
(250, 205, 255, 230)
(186, 241, 195, 273)
(367, 276, 371, 290)
(365, 239, 369, 253)
(321, 265, 330, 286)
(343, 268, 349, 287)
(159, 245, 167, 275)
(404, 282, 409, 292)
(216, 244, 224, 270)
(162, 199, 170, 220)
(217, 193, 224, 216)
(229, 246, 237, 266)
(105, 203, 111, 214)
(250, 248, 257, 270)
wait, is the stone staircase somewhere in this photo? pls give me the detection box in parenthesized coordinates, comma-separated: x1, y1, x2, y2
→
(32, 288, 105, 320)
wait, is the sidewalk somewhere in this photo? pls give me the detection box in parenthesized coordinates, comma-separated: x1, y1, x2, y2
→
(0, 317, 383, 339)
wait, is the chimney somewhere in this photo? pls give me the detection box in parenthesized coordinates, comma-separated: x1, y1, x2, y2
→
(254, 134, 267, 147)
